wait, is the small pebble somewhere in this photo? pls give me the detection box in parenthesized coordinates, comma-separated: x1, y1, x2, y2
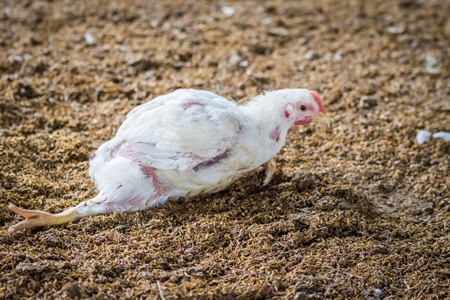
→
(85, 31, 96, 45)
(416, 130, 431, 145)
(221, 6, 235, 16)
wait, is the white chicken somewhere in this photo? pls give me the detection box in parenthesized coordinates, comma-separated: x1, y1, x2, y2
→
(8, 88, 329, 233)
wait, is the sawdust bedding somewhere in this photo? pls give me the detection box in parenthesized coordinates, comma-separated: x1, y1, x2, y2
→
(0, 0, 449, 299)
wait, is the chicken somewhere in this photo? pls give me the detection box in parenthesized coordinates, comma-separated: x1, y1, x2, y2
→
(8, 88, 329, 233)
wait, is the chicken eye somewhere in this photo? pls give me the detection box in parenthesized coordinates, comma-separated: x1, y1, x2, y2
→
(300, 105, 307, 111)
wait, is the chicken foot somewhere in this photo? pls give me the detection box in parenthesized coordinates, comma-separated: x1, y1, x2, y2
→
(8, 203, 77, 233)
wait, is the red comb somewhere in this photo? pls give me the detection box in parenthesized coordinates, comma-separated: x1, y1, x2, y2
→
(309, 90, 326, 114)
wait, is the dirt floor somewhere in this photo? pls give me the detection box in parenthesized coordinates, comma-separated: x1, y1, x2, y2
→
(0, 0, 449, 299)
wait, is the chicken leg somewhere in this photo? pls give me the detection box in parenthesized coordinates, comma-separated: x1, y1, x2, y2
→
(8, 203, 77, 233)
(7, 192, 116, 233)
(263, 157, 277, 186)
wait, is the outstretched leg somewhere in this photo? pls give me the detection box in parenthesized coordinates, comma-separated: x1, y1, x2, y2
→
(7, 194, 110, 234)
(7, 191, 165, 233)
(8, 203, 77, 233)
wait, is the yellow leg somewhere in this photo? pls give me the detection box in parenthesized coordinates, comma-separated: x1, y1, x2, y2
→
(263, 157, 277, 186)
(8, 203, 77, 234)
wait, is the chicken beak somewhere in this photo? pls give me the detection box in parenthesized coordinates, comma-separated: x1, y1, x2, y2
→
(314, 114, 331, 127)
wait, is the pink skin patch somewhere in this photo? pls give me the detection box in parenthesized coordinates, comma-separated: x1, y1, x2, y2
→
(182, 152, 203, 161)
(181, 101, 202, 110)
(116, 144, 164, 194)
(270, 127, 281, 142)
(114, 196, 140, 212)
(118, 144, 140, 161)
(139, 164, 163, 194)
(285, 102, 315, 125)
(193, 151, 229, 171)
